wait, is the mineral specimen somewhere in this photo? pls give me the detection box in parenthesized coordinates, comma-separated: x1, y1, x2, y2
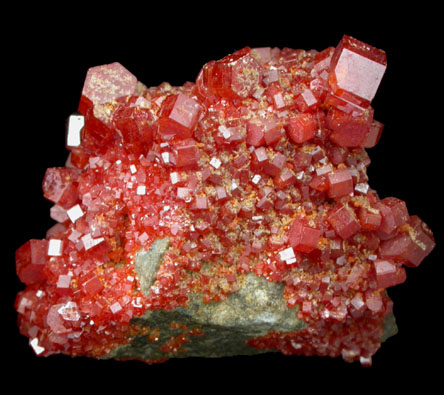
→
(15, 35, 435, 366)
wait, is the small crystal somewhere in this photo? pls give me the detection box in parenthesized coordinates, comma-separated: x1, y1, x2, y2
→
(110, 302, 122, 314)
(66, 204, 84, 223)
(252, 174, 261, 184)
(66, 114, 84, 148)
(285, 257, 297, 265)
(58, 301, 80, 321)
(194, 196, 208, 210)
(50, 205, 69, 223)
(81, 234, 104, 251)
(173, 139, 199, 167)
(68, 229, 82, 243)
(288, 219, 321, 253)
(279, 247, 295, 262)
(328, 204, 361, 239)
(359, 356, 372, 367)
(17, 297, 31, 314)
(374, 259, 406, 288)
(316, 164, 333, 176)
(254, 147, 268, 163)
(219, 125, 232, 139)
(139, 232, 149, 244)
(170, 172, 180, 185)
(57, 274, 71, 288)
(336, 255, 347, 266)
(210, 157, 222, 169)
(215, 186, 228, 201)
(30, 338, 45, 355)
(136, 185, 146, 195)
(47, 239, 63, 256)
(158, 94, 202, 139)
(327, 168, 353, 198)
(377, 197, 409, 235)
(177, 187, 191, 200)
(161, 152, 170, 164)
(286, 114, 317, 143)
(358, 207, 382, 231)
(355, 183, 369, 194)
(132, 298, 143, 308)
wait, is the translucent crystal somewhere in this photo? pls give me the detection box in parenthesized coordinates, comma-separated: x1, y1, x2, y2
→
(15, 36, 435, 368)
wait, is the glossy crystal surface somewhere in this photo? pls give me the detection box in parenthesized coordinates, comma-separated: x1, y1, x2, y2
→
(15, 35, 435, 366)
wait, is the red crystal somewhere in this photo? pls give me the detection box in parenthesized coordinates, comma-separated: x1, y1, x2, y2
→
(172, 139, 200, 167)
(15, 36, 435, 368)
(248, 116, 283, 146)
(112, 96, 155, 153)
(288, 219, 320, 253)
(328, 35, 387, 108)
(16, 240, 48, 285)
(263, 152, 286, 177)
(380, 216, 436, 267)
(327, 168, 353, 198)
(327, 204, 361, 239)
(374, 259, 406, 289)
(362, 120, 384, 148)
(246, 119, 266, 146)
(158, 94, 202, 139)
(42, 168, 79, 209)
(377, 197, 409, 235)
(358, 207, 382, 231)
(200, 47, 262, 100)
(82, 62, 137, 105)
(326, 106, 374, 147)
(286, 113, 317, 144)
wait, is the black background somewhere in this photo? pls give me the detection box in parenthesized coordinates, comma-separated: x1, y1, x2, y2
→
(4, 5, 442, 392)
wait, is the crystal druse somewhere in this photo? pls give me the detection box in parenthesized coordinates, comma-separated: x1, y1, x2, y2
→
(15, 35, 435, 366)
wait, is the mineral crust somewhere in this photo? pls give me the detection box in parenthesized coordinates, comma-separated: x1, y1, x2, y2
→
(15, 35, 435, 366)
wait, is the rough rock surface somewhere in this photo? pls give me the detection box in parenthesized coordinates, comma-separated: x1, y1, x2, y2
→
(107, 271, 308, 360)
(135, 238, 171, 295)
(109, 240, 397, 360)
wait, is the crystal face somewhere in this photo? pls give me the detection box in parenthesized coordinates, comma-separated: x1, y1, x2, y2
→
(15, 35, 435, 367)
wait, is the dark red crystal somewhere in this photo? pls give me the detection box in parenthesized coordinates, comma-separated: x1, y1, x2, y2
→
(15, 35, 435, 367)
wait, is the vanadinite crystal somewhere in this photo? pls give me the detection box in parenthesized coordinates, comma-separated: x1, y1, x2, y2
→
(15, 35, 435, 366)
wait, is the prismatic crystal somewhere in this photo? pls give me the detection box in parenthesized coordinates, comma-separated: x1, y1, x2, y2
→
(15, 35, 435, 366)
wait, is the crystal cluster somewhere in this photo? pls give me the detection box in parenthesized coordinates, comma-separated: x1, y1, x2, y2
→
(15, 35, 435, 366)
